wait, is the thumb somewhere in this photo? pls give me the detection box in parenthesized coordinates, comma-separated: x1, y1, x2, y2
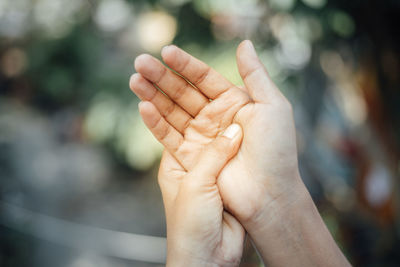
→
(236, 40, 281, 103)
(186, 124, 243, 186)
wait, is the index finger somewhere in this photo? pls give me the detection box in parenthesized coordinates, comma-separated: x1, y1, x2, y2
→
(161, 45, 236, 99)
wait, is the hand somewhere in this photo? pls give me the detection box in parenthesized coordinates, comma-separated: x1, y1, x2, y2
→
(155, 123, 245, 266)
(130, 40, 350, 266)
(130, 40, 298, 226)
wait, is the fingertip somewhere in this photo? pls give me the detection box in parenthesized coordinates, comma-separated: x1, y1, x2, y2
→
(138, 101, 156, 120)
(138, 100, 154, 113)
(236, 40, 275, 103)
(161, 44, 180, 66)
(138, 101, 161, 128)
(237, 39, 257, 63)
(161, 44, 174, 56)
(129, 73, 157, 100)
(134, 53, 152, 72)
(129, 73, 141, 90)
(245, 39, 255, 50)
(238, 39, 253, 50)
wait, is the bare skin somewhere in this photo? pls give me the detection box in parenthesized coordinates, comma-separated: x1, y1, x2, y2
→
(158, 123, 245, 266)
(130, 40, 350, 266)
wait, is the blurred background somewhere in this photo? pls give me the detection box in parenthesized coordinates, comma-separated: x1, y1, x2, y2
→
(0, 0, 399, 266)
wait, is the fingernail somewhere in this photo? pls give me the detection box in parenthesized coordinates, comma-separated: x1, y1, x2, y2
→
(223, 124, 241, 139)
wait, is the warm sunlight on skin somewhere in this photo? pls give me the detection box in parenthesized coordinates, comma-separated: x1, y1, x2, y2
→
(131, 49, 250, 169)
(130, 40, 351, 266)
(130, 40, 296, 224)
(158, 124, 245, 266)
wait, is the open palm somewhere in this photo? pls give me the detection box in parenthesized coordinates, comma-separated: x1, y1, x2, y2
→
(130, 40, 301, 226)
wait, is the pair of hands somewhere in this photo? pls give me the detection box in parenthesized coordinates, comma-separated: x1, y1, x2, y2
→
(130, 40, 349, 266)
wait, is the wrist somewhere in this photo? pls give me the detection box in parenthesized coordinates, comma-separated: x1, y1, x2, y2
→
(167, 251, 228, 267)
(241, 172, 309, 232)
(242, 174, 350, 266)
(167, 241, 241, 267)
(167, 255, 219, 267)
(166, 241, 223, 267)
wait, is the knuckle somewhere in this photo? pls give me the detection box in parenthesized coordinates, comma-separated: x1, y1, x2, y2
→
(155, 66, 167, 84)
(177, 53, 191, 73)
(164, 102, 176, 117)
(172, 82, 188, 101)
(181, 116, 191, 132)
(194, 67, 211, 86)
(160, 125, 171, 141)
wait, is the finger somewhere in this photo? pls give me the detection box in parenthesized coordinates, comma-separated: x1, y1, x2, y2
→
(130, 73, 192, 133)
(222, 211, 245, 258)
(236, 40, 283, 103)
(135, 54, 209, 117)
(138, 101, 184, 154)
(223, 211, 245, 236)
(186, 124, 243, 186)
(161, 45, 236, 99)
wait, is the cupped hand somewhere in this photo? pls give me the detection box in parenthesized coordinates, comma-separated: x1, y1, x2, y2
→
(155, 123, 245, 266)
